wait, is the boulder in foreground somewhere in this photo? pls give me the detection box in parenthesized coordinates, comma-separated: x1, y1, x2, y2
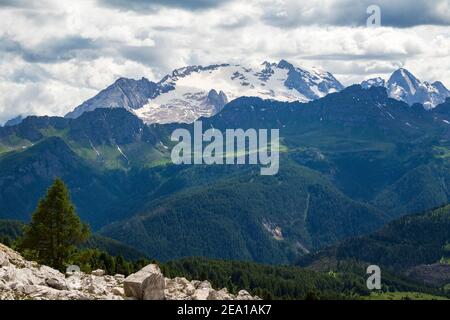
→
(123, 264, 165, 300)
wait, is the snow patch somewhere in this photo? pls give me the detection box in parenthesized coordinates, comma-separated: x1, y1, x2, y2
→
(117, 145, 129, 161)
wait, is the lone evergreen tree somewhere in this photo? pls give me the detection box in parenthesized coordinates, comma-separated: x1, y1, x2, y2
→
(19, 178, 90, 270)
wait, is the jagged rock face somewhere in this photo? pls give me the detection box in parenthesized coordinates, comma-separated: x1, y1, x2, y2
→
(65, 78, 159, 119)
(206, 89, 228, 113)
(276, 59, 343, 100)
(0, 244, 259, 300)
(361, 77, 385, 89)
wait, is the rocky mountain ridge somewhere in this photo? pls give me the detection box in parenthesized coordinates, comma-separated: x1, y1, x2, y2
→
(362, 68, 450, 108)
(65, 60, 344, 124)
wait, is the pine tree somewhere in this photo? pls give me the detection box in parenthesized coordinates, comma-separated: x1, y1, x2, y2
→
(19, 178, 90, 270)
(0, 235, 11, 247)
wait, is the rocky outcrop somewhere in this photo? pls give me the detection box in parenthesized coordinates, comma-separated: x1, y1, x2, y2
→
(0, 244, 124, 300)
(65, 77, 159, 119)
(0, 244, 260, 300)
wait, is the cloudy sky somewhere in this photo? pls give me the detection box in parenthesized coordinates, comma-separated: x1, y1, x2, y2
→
(0, 0, 449, 123)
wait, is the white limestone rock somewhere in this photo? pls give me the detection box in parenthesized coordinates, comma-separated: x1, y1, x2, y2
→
(91, 269, 105, 276)
(207, 288, 233, 300)
(0, 244, 260, 300)
(236, 290, 255, 300)
(0, 251, 9, 267)
(123, 264, 165, 300)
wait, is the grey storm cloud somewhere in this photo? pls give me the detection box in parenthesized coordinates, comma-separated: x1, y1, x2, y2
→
(262, 0, 450, 28)
(0, 32, 174, 76)
(99, 0, 229, 12)
(0, 0, 32, 8)
(0, 35, 102, 63)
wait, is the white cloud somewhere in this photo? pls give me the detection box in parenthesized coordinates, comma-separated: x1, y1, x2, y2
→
(0, 0, 449, 123)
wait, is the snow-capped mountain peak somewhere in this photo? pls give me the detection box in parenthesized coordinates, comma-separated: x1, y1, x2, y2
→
(432, 81, 450, 96)
(65, 77, 159, 119)
(387, 68, 421, 98)
(67, 60, 344, 124)
(361, 68, 450, 109)
(361, 77, 385, 89)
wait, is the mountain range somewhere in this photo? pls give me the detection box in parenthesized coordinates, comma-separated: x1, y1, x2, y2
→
(361, 68, 450, 109)
(65, 62, 450, 124)
(65, 60, 344, 124)
(3, 61, 449, 127)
